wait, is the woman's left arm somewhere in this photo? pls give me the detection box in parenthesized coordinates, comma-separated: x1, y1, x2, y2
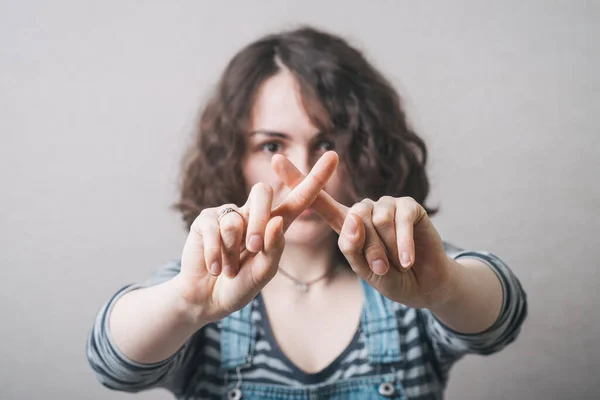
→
(428, 256, 504, 334)
(272, 153, 527, 337)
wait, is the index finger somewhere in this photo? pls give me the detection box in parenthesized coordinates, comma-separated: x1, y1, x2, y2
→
(271, 151, 348, 233)
(270, 151, 340, 231)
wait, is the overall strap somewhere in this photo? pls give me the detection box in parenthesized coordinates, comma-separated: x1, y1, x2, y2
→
(360, 279, 403, 364)
(219, 300, 256, 370)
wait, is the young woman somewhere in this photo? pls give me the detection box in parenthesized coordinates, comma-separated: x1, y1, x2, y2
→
(87, 26, 527, 400)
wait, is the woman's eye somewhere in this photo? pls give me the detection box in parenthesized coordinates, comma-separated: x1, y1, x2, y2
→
(317, 140, 334, 152)
(260, 142, 282, 153)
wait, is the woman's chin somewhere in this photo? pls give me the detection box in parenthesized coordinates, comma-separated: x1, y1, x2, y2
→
(284, 218, 332, 245)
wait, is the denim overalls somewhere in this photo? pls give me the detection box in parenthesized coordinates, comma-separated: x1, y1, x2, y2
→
(219, 280, 408, 400)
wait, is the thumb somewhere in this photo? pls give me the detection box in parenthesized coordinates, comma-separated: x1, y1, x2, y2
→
(338, 213, 372, 280)
(251, 216, 285, 285)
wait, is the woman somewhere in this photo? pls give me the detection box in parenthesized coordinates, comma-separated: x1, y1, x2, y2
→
(87, 26, 527, 399)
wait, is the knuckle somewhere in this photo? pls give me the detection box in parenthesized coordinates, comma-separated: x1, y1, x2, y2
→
(350, 202, 372, 217)
(198, 208, 212, 218)
(253, 182, 273, 195)
(190, 218, 201, 234)
(292, 189, 311, 208)
(190, 218, 204, 237)
(192, 209, 211, 228)
(396, 196, 416, 208)
(379, 195, 395, 203)
(249, 211, 270, 228)
(249, 220, 268, 234)
(250, 219, 269, 234)
(338, 237, 356, 254)
(219, 219, 241, 236)
(394, 203, 413, 222)
(364, 242, 384, 259)
(205, 244, 221, 255)
(372, 210, 394, 228)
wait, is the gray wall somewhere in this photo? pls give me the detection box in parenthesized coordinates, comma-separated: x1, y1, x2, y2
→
(1, 1, 598, 399)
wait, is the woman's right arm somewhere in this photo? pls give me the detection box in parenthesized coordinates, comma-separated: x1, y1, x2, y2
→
(86, 260, 203, 393)
(108, 273, 207, 364)
(85, 187, 287, 393)
(85, 189, 287, 393)
(86, 152, 339, 393)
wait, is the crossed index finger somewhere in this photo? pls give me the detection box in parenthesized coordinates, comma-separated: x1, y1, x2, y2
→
(271, 151, 348, 234)
(270, 151, 341, 232)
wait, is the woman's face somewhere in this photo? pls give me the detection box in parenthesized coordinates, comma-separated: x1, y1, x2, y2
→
(242, 70, 348, 246)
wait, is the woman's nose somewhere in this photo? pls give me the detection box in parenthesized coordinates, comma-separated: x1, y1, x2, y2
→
(286, 150, 311, 177)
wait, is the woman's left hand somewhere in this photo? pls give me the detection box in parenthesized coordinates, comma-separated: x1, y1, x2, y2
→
(272, 153, 456, 309)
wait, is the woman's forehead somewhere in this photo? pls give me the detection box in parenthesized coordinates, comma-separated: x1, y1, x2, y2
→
(250, 72, 320, 138)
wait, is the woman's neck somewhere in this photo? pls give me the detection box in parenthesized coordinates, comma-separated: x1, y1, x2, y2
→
(278, 239, 337, 279)
(262, 234, 358, 304)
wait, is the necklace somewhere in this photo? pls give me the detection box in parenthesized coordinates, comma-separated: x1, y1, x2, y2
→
(277, 266, 335, 292)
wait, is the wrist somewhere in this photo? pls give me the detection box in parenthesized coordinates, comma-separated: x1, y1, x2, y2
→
(165, 275, 211, 329)
(427, 257, 466, 312)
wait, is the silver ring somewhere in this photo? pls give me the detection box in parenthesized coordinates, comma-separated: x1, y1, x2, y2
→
(217, 207, 241, 223)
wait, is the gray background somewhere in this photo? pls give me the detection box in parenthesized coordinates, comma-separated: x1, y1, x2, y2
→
(1, 1, 598, 399)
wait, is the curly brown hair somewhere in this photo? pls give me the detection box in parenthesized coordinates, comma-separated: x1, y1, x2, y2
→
(172, 26, 438, 230)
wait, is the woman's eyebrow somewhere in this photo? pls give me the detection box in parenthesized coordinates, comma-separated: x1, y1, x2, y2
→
(248, 130, 289, 139)
(249, 131, 325, 140)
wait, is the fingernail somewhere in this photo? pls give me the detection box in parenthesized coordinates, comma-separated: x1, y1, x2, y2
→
(401, 252, 411, 268)
(210, 261, 221, 275)
(248, 234, 263, 252)
(347, 215, 357, 236)
(372, 259, 388, 275)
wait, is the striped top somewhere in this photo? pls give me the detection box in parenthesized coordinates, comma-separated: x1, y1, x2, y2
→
(86, 243, 527, 399)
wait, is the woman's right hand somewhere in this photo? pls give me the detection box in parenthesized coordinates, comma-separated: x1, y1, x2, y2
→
(173, 151, 339, 324)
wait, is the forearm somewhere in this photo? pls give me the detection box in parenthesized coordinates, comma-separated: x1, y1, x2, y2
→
(429, 257, 503, 334)
(108, 274, 207, 364)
